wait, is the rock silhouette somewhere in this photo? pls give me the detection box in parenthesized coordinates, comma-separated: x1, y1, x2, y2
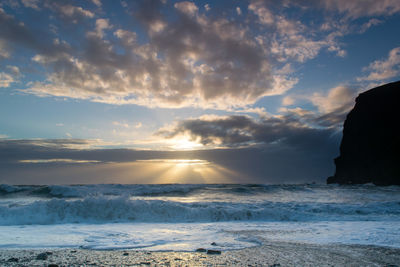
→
(327, 81, 400, 185)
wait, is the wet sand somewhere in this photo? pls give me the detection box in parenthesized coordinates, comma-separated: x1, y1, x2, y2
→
(1, 237, 399, 267)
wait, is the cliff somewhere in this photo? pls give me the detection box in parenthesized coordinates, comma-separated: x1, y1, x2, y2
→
(327, 81, 400, 185)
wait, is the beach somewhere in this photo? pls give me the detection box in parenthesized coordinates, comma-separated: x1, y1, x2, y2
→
(1, 238, 400, 266)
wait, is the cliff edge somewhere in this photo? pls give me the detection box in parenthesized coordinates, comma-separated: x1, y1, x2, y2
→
(327, 81, 400, 185)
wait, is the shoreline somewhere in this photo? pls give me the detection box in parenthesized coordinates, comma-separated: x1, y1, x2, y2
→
(1, 239, 399, 266)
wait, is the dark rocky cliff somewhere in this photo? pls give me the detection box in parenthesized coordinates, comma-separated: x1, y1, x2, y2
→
(327, 81, 400, 185)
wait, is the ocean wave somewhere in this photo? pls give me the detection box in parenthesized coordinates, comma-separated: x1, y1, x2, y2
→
(0, 184, 33, 194)
(0, 184, 338, 198)
(0, 184, 207, 198)
(0, 184, 22, 194)
(1, 196, 399, 225)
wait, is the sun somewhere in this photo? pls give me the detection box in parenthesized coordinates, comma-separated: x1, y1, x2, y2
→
(168, 136, 203, 150)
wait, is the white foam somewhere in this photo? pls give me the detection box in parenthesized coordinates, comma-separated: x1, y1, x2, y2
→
(0, 221, 399, 250)
(0, 223, 258, 251)
(238, 221, 400, 248)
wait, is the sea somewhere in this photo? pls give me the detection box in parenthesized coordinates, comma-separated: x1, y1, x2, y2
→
(0, 184, 399, 251)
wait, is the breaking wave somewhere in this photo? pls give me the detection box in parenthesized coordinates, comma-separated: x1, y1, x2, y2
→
(1, 196, 400, 225)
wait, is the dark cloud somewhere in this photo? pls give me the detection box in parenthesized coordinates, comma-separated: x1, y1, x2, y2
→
(133, 0, 165, 29)
(0, 7, 37, 51)
(0, 138, 339, 184)
(153, 112, 341, 183)
(0, 6, 72, 60)
(158, 114, 340, 150)
(9, 1, 284, 108)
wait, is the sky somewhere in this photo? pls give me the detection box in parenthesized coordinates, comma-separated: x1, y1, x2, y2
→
(1, 0, 400, 184)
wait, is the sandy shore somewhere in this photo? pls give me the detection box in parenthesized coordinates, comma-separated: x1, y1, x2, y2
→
(1, 236, 399, 267)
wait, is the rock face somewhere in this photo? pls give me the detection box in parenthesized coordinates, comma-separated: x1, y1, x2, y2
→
(327, 81, 400, 185)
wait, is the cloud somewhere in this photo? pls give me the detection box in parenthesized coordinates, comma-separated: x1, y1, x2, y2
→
(236, 7, 241, 15)
(174, 1, 198, 16)
(249, 1, 274, 25)
(359, 18, 382, 33)
(310, 85, 357, 114)
(357, 47, 400, 82)
(308, 85, 360, 127)
(89, 18, 112, 38)
(113, 121, 130, 128)
(2, 0, 396, 112)
(21, 0, 40, 10)
(0, 39, 9, 58)
(156, 83, 358, 150)
(6, 65, 20, 76)
(0, 139, 124, 167)
(282, 96, 295, 106)
(46, 2, 94, 23)
(0, 7, 72, 61)
(157, 114, 339, 150)
(280, 0, 400, 18)
(121, 1, 128, 8)
(0, 7, 36, 49)
(149, 112, 341, 182)
(272, 75, 299, 95)
(0, 139, 102, 152)
(272, 17, 324, 62)
(279, 85, 360, 130)
(147, 101, 352, 182)
(114, 29, 136, 45)
(134, 0, 166, 34)
(19, 0, 96, 22)
(248, 1, 347, 63)
(19, 159, 101, 164)
(321, 0, 400, 18)
(0, 65, 21, 87)
(248, 0, 398, 63)
(0, 72, 14, 87)
(21, 0, 285, 110)
(92, 0, 102, 7)
(0, 138, 339, 183)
